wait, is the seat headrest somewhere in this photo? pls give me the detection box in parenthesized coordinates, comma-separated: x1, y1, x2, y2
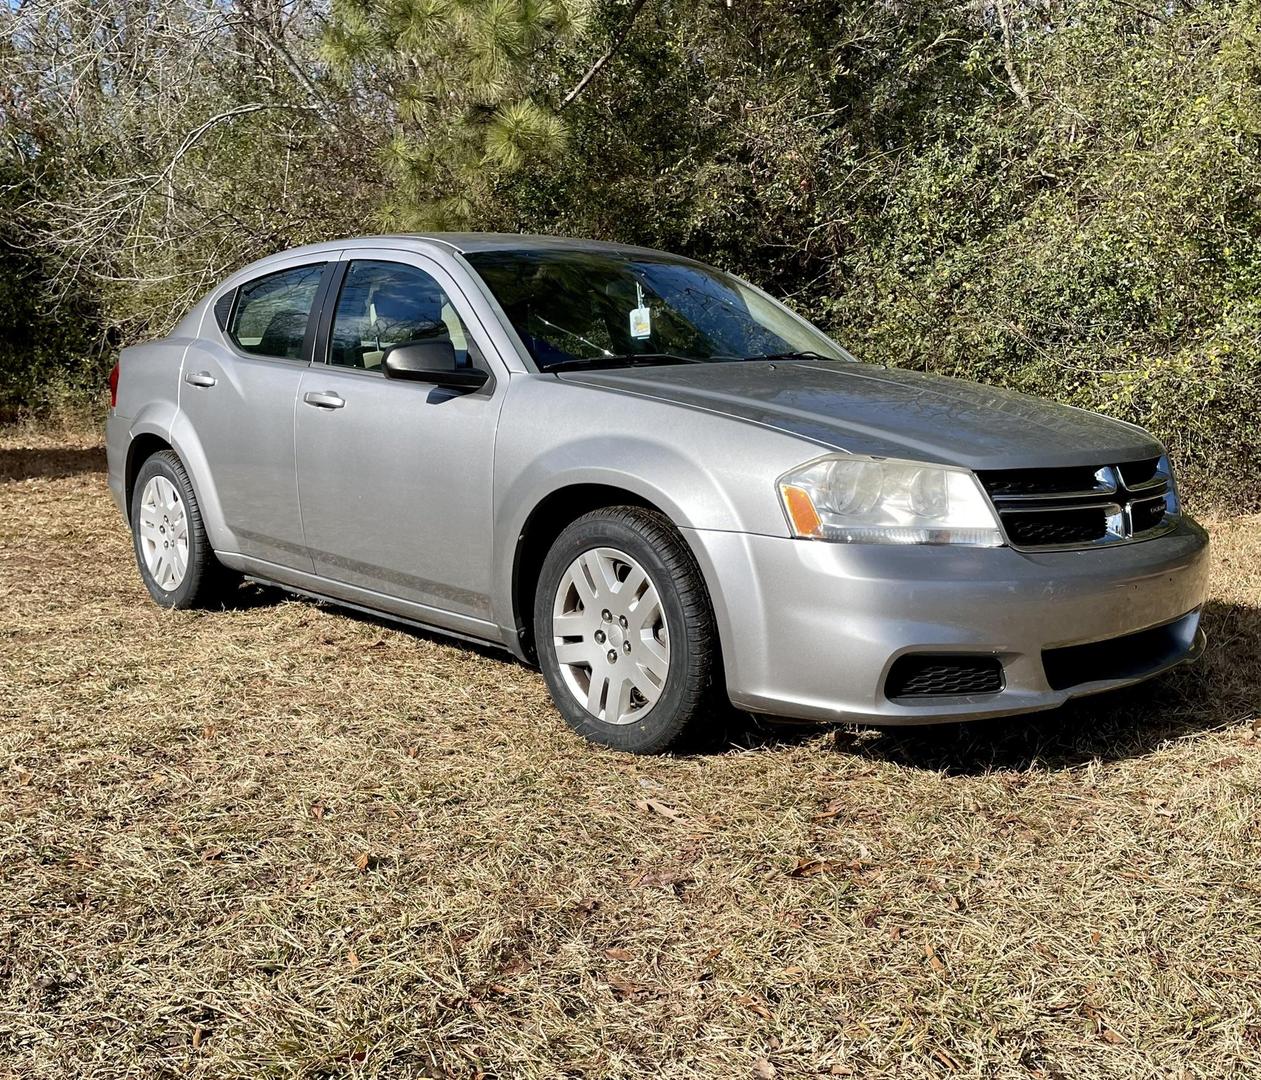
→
(372, 286, 442, 326)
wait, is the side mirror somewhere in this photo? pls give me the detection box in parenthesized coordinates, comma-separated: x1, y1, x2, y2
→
(382, 340, 489, 390)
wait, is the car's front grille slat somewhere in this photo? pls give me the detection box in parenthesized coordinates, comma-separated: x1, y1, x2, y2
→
(1003, 506, 1112, 547)
(980, 466, 1110, 500)
(978, 458, 1174, 551)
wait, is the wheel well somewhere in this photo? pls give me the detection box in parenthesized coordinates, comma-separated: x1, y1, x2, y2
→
(124, 433, 173, 518)
(512, 484, 664, 661)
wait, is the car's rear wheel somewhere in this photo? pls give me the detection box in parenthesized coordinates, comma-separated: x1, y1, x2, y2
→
(130, 450, 234, 609)
(534, 506, 720, 753)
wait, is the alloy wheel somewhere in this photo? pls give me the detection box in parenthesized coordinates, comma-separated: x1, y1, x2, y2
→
(551, 547, 670, 725)
(137, 475, 189, 591)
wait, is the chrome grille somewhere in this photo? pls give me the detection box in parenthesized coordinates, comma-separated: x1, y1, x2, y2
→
(977, 458, 1176, 550)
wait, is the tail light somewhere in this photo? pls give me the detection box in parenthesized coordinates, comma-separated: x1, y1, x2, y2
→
(108, 361, 120, 409)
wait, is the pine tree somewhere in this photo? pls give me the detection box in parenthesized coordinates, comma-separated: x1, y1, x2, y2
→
(322, 0, 586, 228)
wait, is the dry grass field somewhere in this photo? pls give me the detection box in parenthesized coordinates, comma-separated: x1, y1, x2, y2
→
(1, 425, 1259, 1080)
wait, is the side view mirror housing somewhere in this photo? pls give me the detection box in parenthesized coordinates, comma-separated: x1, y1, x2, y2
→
(382, 340, 489, 390)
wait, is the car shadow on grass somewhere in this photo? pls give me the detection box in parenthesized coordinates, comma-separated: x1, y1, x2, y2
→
(234, 577, 1257, 771)
(0, 445, 106, 483)
(228, 579, 526, 666)
(790, 598, 1259, 775)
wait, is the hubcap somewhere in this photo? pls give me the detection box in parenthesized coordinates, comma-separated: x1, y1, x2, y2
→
(137, 475, 189, 591)
(551, 547, 669, 725)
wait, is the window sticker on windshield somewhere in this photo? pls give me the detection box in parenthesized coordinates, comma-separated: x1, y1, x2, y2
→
(629, 282, 651, 339)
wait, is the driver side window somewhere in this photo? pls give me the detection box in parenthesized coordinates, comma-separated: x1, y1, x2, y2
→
(327, 260, 472, 371)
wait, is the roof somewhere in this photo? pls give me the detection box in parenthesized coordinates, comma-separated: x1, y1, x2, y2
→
(366, 233, 679, 258)
(216, 233, 699, 295)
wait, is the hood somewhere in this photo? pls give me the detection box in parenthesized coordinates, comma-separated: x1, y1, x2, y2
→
(557, 360, 1162, 470)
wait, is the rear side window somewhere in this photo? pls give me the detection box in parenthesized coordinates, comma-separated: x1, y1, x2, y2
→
(228, 263, 326, 360)
(213, 289, 235, 330)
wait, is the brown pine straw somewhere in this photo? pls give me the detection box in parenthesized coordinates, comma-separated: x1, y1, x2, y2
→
(1, 428, 1258, 1078)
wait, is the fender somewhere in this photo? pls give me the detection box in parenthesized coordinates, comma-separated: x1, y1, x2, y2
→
(164, 407, 235, 554)
(119, 404, 232, 554)
(488, 375, 831, 655)
(491, 433, 748, 644)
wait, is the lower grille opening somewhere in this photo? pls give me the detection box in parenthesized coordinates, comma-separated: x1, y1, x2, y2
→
(1004, 508, 1108, 547)
(886, 655, 1004, 699)
(1041, 611, 1199, 692)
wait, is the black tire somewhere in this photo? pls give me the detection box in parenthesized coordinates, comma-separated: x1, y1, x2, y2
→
(534, 506, 722, 753)
(130, 449, 235, 609)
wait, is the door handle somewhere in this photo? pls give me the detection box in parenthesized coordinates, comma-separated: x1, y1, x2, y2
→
(184, 371, 217, 388)
(303, 390, 345, 410)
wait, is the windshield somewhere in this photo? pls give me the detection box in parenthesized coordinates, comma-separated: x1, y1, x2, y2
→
(463, 248, 851, 371)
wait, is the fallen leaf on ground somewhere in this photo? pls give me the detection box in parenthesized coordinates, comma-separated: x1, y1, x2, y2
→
(734, 993, 774, 1020)
(607, 972, 649, 1000)
(634, 798, 682, 820)
(632, 867, 694, 889)
(813, 799, 846, 821)
(789, 858, 835, 878)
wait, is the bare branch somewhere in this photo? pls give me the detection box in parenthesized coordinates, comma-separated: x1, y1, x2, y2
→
(228, 7, 340, 125)
(994, 0, 1031, 109)
(560, 0, 650, 111)
(1105, 0, 1168, 23)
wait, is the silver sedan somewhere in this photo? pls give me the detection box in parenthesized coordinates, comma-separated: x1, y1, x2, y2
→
(106, 234, 1209, 752)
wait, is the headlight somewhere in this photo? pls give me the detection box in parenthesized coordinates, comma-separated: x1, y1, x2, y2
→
(1155, 454, 1181, 517)
(777, 455, 1004, 546)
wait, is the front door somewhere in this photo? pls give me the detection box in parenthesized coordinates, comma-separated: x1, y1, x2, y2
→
(293, 253, 505, 624)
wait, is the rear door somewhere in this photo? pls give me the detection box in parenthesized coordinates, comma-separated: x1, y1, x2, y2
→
(179, 257, 335, 570)
(293, 250, 507, 626)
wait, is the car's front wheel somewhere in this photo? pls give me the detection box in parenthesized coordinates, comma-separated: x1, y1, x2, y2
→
(130, 449, 234, 609)
(534, 506, 720, 753)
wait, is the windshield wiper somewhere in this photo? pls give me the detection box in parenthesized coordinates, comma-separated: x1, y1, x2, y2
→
(544, 353, 707, 372)
(741, 349, 837, 363)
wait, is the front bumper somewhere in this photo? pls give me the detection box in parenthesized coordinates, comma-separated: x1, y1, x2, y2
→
(685, 516, 1210, 725)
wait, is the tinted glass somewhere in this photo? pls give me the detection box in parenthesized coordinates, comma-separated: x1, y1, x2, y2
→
(212, 289, 235, 330)
(464, 249, 848, 371)
(327, 260, 473, 370)
(228, 263, 325, 359)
